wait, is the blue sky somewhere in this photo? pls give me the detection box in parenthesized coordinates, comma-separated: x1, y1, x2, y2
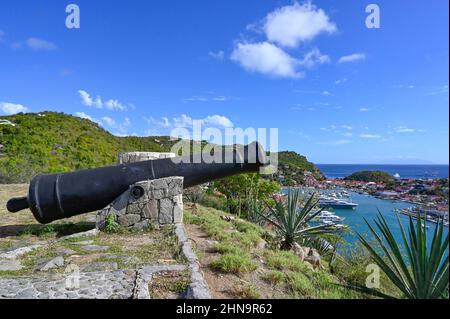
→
(0, 0, 448, 164)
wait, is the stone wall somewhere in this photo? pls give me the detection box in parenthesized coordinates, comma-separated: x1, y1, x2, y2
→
(96, 177, 184, 230)
(97, 151, 182, 230)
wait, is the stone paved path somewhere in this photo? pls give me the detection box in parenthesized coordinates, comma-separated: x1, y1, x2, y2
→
(0, 265, 188, 299)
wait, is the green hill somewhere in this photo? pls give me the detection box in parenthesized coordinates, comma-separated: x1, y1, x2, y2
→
(344, 170, 395, 184)
(0, 112, 323, 184)
(274, 151, 325, 185)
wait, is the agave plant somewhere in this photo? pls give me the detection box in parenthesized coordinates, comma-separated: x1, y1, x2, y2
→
(258, 189, 336, 250)
(358, 212, 449, 299)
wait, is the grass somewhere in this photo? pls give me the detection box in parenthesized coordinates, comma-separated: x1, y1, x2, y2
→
(184, 204, 381, 299)
(265, 250, 307, 272)
(210, 253, 258, 274)
(235, 284, 261, 299)
(150, 270, 191, 299)
(17, 222, 95, 239)
(262, 270, 285, 285)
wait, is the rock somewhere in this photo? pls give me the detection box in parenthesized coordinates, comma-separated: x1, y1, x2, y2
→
(59, 229, 99, 241)
(159, 198, 174, 224)
(82, 245, 109, 252)
(109, 255, 140, 264)
(293, 243, 306, 261)
(304, 248, 321, 270)
(142, 200, 158, 219)
(0, 244, 43, 260)
(34, 256, 64, 272)
(205, 240, 219, 247)
(220, 215, 235, 222)
(16, 288, 37, 299)
(71, 240, 94, 245)
(257, 239, 267, 250)
(56, 248, 76, 256)
(82, 262, 118, 272)
(117, 214, 141, 227)
(132, 220, 150, 231)
(0, 259, 23, 271)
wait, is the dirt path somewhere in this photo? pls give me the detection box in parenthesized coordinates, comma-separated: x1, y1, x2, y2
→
(185, 223, 283, 299)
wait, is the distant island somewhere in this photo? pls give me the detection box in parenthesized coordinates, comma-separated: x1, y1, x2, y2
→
(344, 170, 395, 184)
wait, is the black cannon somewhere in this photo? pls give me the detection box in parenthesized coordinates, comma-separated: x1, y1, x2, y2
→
(7, 142, 267, 224)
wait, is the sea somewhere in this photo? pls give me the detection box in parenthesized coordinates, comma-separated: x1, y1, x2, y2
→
(284, 189, 449, 255)
(316, 164, 449, 180)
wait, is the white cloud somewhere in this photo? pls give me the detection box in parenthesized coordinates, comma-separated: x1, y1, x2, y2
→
(101, 117, 116, 128)
(319, 139, 352, 146)
(208, 50, 225, 60)
(335, 78, 347, 85)
(342, 132, 353, 137)
(338, 53, 366, 64)
(360, 134, 381, 139)
(182, 95, 230, 103)
(104, 99, 125, 111)
(213, 96, 227, 101)
(74, 112, 94, 121)
(360, 108, 370, 112)
(341, 125, 352, 130)
(427, 85, 449, 96)
(182, 96, 209, 102)
(263, 1, 337, 48)
(26, 37, 57, 51)
(78, 90, 94, 107)
(78, 90, 128, 111)
(231, 41, 303, 78)
(299, 48, 330, 68)
(322, 90, 330, 96)
(394, 126, 425, 133)
(203, 115, 234, 128)
(147, 114, 234, 135)
(0, 102, 28, 115)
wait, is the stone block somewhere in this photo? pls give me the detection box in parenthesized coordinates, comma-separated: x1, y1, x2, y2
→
(118, 214, 141, 227)
(142, 199, 158, 219)
(159, 198, 174, 224)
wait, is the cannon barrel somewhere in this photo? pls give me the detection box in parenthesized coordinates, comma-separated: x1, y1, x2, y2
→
(7, 142, 267, 224)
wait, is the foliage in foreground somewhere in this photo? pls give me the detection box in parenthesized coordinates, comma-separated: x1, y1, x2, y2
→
(357, 213, 449, 299)
(258, 189, 336, 249)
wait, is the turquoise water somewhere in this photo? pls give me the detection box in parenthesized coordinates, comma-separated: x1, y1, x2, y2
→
(317, 164, 449, 180)
(329, 191, 448, 254)
(284, 189, 449, 255)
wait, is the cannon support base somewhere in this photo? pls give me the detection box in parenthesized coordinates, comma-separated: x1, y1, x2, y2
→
(96, 176, 184, 231)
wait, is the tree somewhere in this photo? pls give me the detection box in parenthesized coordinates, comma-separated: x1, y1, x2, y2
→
(214, 174, 280, 218)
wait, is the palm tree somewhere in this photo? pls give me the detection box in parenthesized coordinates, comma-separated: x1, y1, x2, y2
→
(258, 189, 335, 250)
(358, 212, 449, 299)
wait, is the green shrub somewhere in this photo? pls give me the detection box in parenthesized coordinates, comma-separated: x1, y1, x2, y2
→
(104, 214, 120, 233)
(236, 284, 261, 299)
(265, 250, 305, 271)
(262, 271, 285, 285)
(287, 272, 316, 297)
(210, 253, 257, 273)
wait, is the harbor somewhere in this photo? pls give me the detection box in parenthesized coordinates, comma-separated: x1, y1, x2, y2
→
(284, 187, 449, 252)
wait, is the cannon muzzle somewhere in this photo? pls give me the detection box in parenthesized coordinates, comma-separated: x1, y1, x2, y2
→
(7, 142, 268, 224)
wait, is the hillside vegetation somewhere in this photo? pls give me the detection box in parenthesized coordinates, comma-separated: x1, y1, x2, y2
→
(275, 151, 325, 185)
(344, 170, 395, 184)
(0, 112, 322, 183)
